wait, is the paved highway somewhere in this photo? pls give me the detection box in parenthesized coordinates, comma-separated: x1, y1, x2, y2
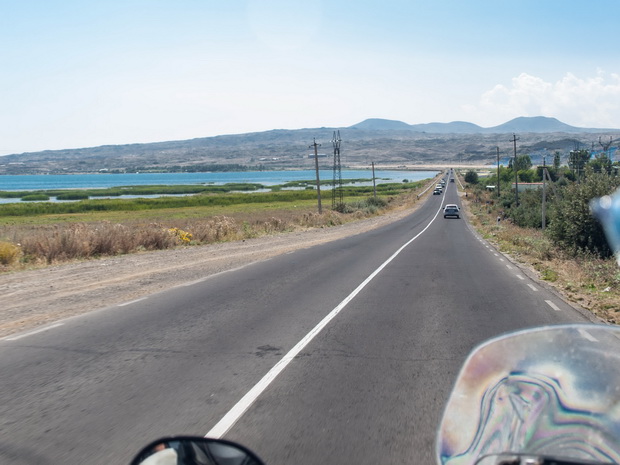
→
(0, 175, 592, 464)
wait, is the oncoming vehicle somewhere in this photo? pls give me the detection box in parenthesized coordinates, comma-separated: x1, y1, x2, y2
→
(433, 188, 442, 195)
(443, 204, 460, 218)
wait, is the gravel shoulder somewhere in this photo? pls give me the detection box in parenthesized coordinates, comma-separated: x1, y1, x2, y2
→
(0, 207, 419, 338)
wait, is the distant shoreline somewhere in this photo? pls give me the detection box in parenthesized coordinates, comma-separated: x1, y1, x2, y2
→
(349, 163, 490, 170)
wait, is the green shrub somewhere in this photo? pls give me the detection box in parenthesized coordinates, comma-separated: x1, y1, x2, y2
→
(21, 194, 50, 201)
(56, 192, 90, 200)
(547, 171, 620, 258)
(366, 196, 388, 207)
(464, 170, 479, 184)
(541, 269, 558, 282)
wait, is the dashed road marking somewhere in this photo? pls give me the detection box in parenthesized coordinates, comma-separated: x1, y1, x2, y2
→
(118, 297, 147, 307)
(545, 300, 561, 312)
(578, 328, 598, 342)
(2, 323, 64, 341)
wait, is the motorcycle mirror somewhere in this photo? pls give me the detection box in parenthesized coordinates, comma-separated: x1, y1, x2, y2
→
(591, 188, 620, 265)
(130, 436, 266, 465)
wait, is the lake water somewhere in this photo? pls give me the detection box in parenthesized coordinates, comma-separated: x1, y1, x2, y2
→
(0, 169, 438, 203)
(0, 170, 436, 190)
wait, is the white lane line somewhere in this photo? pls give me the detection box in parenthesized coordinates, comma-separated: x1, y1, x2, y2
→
(506, 264, 514, 270)
(499, 258, 505, 262)
(527, 284, 538, 291)
(516, 274, 525, 280)
(118, 297, 147, 307)
(493, 253, 499, 257)
(578, 328, 598, 342)
(206, 200, 446, 439)
(2, 323, 64, 341)
(179, 265, 252, 288)
(545, 300, 561, 312)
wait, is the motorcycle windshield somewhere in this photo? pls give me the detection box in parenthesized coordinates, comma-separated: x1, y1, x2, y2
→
(437, 325, 620, 465)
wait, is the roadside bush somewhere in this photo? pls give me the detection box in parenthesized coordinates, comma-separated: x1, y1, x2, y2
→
(168, 227, 193, 244)
(0, 241, 21, 265)
(464, 170, 479, 184)
(189, 216, 241, 243)
(136, 225, 179, 250)
(366, 196, 388, 208)
(547, 171, 620, 258)
(510, 189, 545, 228)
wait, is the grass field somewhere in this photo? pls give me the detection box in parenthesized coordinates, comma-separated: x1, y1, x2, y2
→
(0, 179, 430, 269)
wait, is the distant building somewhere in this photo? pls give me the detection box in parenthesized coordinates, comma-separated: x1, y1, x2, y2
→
(307, 153, 328, 159)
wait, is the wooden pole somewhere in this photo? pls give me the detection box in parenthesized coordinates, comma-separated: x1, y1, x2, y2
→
(311, 138, 322, 214)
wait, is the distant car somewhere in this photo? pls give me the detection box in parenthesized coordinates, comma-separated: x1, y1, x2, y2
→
(443, 204, 460, 218)
(433, 188, 442, 195)
(450, 178, 455, 182)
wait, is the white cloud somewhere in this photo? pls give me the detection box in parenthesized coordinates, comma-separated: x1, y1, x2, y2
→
(465, 71, 620, 128)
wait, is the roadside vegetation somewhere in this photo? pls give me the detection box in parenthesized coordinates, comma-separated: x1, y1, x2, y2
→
(461, 152, 620, 324)
(0, 178, 428, 270)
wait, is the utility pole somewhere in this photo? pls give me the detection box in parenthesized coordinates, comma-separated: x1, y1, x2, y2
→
(496, 146, 500, 198)
(371, 161, 377, 200)
(331, 131, 343, 210)
(592, 136, 614, 153)
(310, 138, 322, 214)
(542, 155, 546, 230)
(511, 133, 520, 206)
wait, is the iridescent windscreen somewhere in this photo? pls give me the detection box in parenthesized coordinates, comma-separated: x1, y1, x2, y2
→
(437, 325, 620, 465)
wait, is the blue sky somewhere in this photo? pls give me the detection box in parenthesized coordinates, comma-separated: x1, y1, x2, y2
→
(2, 0, 620, 154)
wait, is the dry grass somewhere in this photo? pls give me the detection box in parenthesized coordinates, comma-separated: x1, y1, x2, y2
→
(464, 190, 620, 324)
(0, 186, 428, 272)
(0, 241, 21, 265)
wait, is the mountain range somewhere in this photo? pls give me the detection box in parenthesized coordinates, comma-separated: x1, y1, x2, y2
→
(1, 116, 618, 175)
(350, 116, 615, 134)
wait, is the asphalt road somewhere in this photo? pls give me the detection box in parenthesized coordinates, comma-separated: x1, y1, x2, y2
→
(0, 174, 592, 465)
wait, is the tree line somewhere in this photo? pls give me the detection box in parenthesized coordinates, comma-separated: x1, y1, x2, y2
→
(464, 149, 620, 259)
